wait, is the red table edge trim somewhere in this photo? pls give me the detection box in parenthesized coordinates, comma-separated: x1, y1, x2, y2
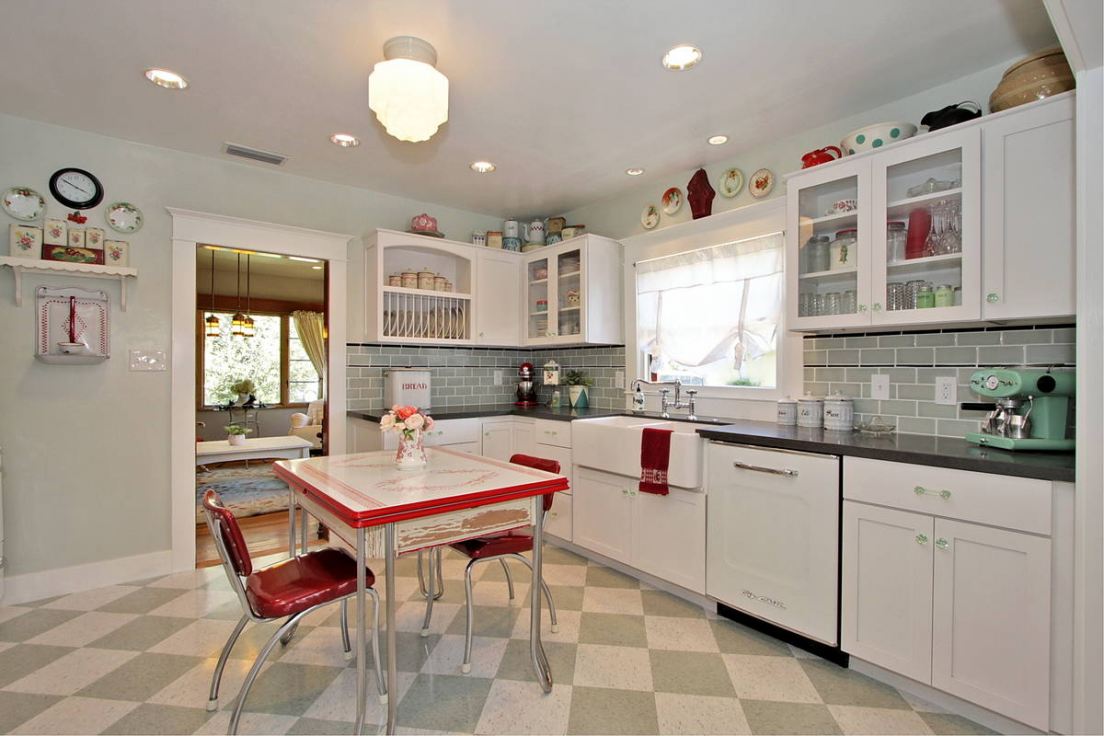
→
(273, 454, 568, 528)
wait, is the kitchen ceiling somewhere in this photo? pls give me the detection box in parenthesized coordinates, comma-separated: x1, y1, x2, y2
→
(0, 0, 1056, 216)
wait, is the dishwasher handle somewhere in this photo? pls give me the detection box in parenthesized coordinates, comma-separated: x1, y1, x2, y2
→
(732, 460, 799, 478)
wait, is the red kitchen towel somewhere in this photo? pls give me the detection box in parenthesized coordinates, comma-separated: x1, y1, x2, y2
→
(639, 427, 673, 496)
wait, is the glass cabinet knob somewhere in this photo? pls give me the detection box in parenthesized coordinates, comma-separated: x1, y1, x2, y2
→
(915, 533, 929, 545)
(986, 292, 1000, 303)
(858, 304, 867, 312)
(872, 303, 882, 312)
(935, 538, 950, 551)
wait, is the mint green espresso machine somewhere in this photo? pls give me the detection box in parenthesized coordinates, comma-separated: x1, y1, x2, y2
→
(964, 368, 1075, 451)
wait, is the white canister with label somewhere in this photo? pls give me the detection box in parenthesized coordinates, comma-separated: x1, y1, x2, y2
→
(797, 396, 823, 428)
(776, 397, 798, 425)
(823, 394, 854, 431)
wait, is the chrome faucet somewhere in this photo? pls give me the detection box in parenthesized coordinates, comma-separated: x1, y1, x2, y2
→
(632, 379, 697, 419)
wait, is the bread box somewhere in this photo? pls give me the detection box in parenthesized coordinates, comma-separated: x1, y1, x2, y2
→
(384, 368, 432, 410)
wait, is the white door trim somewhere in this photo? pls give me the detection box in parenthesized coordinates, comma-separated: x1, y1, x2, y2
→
(169, 207, 351, 572)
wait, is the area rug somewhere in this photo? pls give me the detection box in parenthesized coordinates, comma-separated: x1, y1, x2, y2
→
(195, 461, 290, 522)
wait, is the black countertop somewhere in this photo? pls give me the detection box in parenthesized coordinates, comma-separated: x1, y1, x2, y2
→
(696, 420, 1076, 482)
(347, 405, 624, 423)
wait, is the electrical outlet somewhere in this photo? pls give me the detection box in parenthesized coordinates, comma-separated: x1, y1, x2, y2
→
(871, 374, 890, 400)
(614, 371, 625, 389)
(494, 370, 503, 386)
(935, 376, 957, 405)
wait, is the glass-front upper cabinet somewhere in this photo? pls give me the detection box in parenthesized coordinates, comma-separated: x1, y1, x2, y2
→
(525, 255, 551, 342)
(869, 127, 980, 324)
(555, 248, 583, 340)
(786, 158, 872, 330)
(525, 245, 584, 344)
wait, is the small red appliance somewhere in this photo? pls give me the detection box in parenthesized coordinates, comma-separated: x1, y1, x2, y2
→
(515, 361, 539, 406)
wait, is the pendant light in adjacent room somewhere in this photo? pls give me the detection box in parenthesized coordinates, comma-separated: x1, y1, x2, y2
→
(368, 36, 449, 142)
(241, 254, 255, 338)
(230, 253, 247, 337)
(204, 249, 220, 337)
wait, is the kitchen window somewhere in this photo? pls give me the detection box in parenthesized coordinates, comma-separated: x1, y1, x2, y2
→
(636, 232, 784, 390)
(200, 311, 323, 407)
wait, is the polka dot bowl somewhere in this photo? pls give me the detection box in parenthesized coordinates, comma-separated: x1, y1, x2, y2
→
(840, 121, 917, 156)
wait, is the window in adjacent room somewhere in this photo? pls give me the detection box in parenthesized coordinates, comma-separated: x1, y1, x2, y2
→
(636, 231, 784, 391)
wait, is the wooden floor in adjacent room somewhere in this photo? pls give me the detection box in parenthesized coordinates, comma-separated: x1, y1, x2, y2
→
(196, 510, 326, 568)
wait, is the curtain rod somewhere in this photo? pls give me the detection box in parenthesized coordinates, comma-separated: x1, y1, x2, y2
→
(633, 230, 784, 267)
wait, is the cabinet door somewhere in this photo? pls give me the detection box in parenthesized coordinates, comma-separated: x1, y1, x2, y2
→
(545, 491, 573, 542)
(524, 253, 553, 345)
(981, 96, 1075, 319)
(481, 423, 514, 461)
(632, 488, 706, 593)
(450, 441, 481, 455)
(513, 422, 537, 457)
(534, 443, 572, 493)
(870, 127, 981, 324)
(786, 158, 873, 330)
(931, 519, 1051, 729)
(841, 502, 934, 683)
(475, 251, 521, 345)
(572, 468, 632, 563)
(553, 246, 584, 342)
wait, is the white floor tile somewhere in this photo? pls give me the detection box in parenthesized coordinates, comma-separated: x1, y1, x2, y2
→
(147, 588, 238, 618)
(828, 704, 936, 734)
(27, 611, 138, 647)
(655, 692, 753, 735)
(573, 643, 654, 691)
(723, 653, 823, 703)
(645, 616, 719, 652)
(5, 647, 138, 695)
(302, 668, 416, 724)
(42, 585, 140, 611)
(195, 711, 299, 735)
(581, 587, 644, 615)
(148, 618, 244, 658)
(421, 634, 508, 678)
(11, 696, 139, 734)
(475, 680, 572, 735)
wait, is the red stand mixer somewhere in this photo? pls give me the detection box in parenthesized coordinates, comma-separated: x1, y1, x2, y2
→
(515, 361, 539, 406)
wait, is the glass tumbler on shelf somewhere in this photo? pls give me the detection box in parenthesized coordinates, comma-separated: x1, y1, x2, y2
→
(887, 221, 907, 263)
(886, 283, 906, 311)
(812, 293, 826, 317)
(824, 292, 842, 315)
(841, 289, 857, 314)
(799, 292, 814, 317)
(808, 237, 830, 273)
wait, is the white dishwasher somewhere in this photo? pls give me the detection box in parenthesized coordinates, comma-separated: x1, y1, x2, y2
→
(706, 441, 841, 647)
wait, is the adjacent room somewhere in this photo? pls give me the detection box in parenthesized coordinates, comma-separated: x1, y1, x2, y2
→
(0, 2, 1100, 736)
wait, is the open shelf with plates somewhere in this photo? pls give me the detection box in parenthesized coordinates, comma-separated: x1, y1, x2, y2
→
(0, 257, 138, 310)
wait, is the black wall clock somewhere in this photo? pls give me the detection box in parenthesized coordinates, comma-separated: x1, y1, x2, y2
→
(48, 167, 104, 209)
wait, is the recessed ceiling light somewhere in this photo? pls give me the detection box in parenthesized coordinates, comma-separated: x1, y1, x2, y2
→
(470, 161, 496, 173)
(330, 133, 360, 148)
(144, 68, 188, 90)
(662, 45, 702, 71)
(708, 135, 728, 145)
(625, 168, 645, 176)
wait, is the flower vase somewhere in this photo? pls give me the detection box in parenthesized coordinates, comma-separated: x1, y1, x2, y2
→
(395, 431, 427, 469)
(228, 434, 245, 446)
(568, 385, 589, 409)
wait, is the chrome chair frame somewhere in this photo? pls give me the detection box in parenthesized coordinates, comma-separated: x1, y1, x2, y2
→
(202, 505, 387, 735)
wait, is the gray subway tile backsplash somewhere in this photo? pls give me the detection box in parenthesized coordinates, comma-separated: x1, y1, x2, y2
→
(346, 343, 626, 413)
(804, 324, 1075, 439)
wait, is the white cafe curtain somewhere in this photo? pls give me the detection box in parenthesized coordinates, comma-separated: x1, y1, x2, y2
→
(292, 310, 327, 397)
(636, 232, 783, 372)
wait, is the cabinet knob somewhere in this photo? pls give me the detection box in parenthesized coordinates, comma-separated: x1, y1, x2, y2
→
(986, 292, 1000, 304)
(915, 533, 929, 545)
(935, 538, 950, 551)
(858, 304, 867, 312)
(479, 331, 485, 337)
(872, 303, 882, 312)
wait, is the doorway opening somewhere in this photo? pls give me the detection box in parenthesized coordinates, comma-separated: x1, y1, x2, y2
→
(194, 244, 329, 567)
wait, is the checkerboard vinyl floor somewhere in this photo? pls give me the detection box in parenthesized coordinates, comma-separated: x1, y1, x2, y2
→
(0, 545, 995, 735)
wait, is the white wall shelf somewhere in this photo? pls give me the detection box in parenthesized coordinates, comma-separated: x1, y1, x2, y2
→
(0, 257, 138, 310)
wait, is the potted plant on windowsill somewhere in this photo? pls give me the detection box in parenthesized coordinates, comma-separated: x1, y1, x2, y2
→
(225, 424, 252, 446)
(230, 378, 256, 406)
(563, 370, 592, 409)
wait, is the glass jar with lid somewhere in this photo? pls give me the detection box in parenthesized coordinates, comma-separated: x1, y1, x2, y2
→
(916, 284, 935, 309)
(934, 284, 954, 307)
(830, 228, 857, 271)
(808, 236, 830, 273)
(886, 221, 907, 263)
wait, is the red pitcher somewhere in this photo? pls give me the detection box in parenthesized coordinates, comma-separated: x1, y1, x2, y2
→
(801, 146, 843, 169)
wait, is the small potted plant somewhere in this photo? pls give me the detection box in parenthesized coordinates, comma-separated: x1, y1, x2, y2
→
(230, 378, 256, 406)
(225, 424, 252, 446)
(380, 405, 435, 469)
(563, 370, 592, 409)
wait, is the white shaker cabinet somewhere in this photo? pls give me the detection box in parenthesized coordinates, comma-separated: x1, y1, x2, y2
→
(931, 518, 1051, 727)
(980, 93, 1075, 320)
(474, 250, 521, 345)
(842, 502, 934, 684)
(523, 235, 623, 346)
(573, 467, 633, 562)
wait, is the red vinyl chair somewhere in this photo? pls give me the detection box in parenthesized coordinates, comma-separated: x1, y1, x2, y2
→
(419, 453, 561, 674)
(200, 490, 386, 734)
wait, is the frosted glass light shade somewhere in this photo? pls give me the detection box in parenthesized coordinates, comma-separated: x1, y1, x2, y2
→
(368, 37, 448, 143)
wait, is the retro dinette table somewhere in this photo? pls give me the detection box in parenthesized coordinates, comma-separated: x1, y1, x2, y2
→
(273, 448, 568, 734)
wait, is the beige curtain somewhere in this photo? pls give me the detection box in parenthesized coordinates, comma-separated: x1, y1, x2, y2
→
(292, 310, 327, 397)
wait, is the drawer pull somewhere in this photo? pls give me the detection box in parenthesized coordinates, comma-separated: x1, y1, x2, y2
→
(915, 533, 929, 545)
(914, 485, 951, 499)
(733, 461, 799, 478)
(935, 537, 950, 551)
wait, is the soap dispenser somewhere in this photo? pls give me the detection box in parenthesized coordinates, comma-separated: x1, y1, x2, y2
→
(633, 382, 646, 412)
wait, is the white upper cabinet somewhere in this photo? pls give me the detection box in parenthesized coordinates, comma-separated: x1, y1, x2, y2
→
(980, 94, 1075, 320)
(474, 249, 520, 346)
(362, 230, 621, 347)
(786, 94, 1075, 331)
(523, 235, 623, 346)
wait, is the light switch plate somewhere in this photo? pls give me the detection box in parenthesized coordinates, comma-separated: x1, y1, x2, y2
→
(614, 371, 625, 389)
(871, 374, 890, 400)
(935, 376, 958, 405)
(129, 349, 166, 371)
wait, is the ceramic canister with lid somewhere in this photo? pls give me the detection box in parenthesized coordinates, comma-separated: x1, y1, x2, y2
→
(418, 268, 436, 290)
(823, 394, 854, 431)
(777, 396, 798, 425)
(797, 395, 823, 428)
(401, 269, 418, 289)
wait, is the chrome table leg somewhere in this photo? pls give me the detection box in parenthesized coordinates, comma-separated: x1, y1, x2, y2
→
(530, 501, 552, 692)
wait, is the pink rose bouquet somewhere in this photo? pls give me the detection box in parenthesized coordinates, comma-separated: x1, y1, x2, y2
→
(380, 404, 434, 440)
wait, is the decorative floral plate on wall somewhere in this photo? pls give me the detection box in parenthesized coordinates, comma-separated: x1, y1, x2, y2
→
(641, 204, 659, 230)
(661, 187, 682, 215)
(749, 169, 775, 198)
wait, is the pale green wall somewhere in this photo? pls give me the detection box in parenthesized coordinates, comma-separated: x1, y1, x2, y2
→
(0, 113, 501, 578)
(564, 60, 1014, 240)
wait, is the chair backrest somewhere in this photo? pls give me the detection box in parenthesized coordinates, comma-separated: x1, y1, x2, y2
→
(306, 400, 325, 425)
(508, 453, 561, 511)
(201, 489, 253, 577)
